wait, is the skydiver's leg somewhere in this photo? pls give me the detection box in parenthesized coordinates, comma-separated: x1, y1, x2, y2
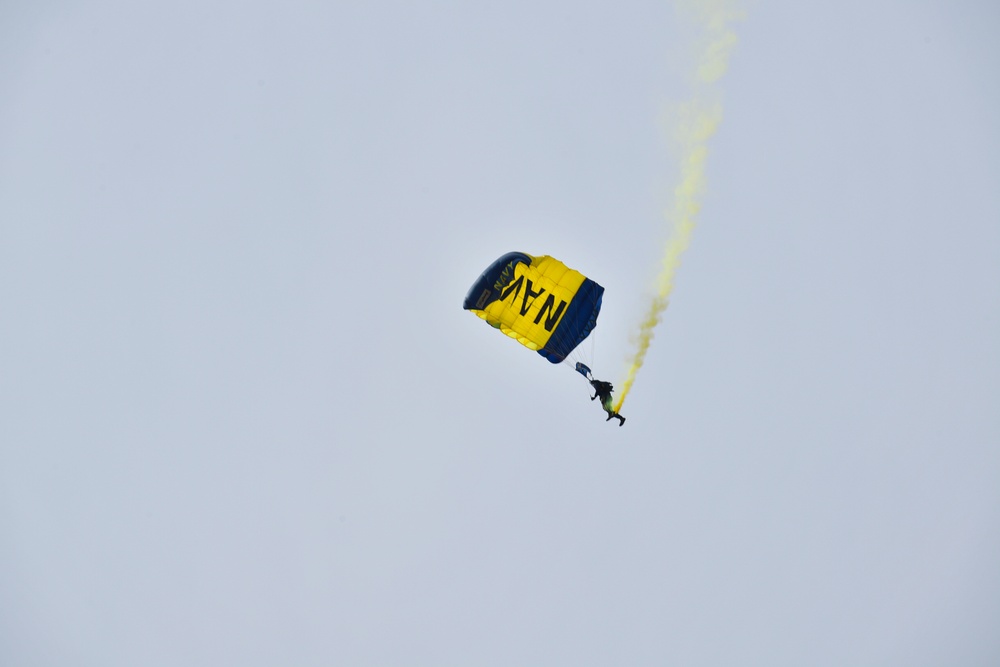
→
(617, 414, 625, 426)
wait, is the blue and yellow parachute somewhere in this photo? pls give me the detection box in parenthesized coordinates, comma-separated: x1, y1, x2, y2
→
(463, 252, 603, 363)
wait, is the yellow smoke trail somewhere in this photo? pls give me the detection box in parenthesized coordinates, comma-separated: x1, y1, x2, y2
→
(614, 1, 742, 413)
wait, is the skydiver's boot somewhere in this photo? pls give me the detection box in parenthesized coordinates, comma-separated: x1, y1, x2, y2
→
(617, 415, 626, 427)
(606, 413, 613, 421)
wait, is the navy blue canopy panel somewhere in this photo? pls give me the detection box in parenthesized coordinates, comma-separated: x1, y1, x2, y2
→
(537, 278, 603, 363)
(463, 252, 533, 311)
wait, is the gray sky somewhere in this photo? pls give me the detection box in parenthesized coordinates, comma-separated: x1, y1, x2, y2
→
(2, 1, 998, 665)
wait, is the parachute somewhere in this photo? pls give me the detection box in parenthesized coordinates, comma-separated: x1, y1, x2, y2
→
(463, 252, 604, 363)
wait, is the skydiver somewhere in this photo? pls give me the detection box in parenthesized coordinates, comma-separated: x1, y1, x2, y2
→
(590, 379, 625, 426)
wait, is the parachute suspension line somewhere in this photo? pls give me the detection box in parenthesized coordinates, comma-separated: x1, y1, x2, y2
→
(565, 323, 596, 374)
(554, 297, 599, 384)
(587, 318, 597, 369)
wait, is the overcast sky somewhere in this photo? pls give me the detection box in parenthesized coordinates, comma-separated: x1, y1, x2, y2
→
(2, 1, 999, 665)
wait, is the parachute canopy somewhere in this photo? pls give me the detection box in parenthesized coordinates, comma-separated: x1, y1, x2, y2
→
(463, 252, 604, 363)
